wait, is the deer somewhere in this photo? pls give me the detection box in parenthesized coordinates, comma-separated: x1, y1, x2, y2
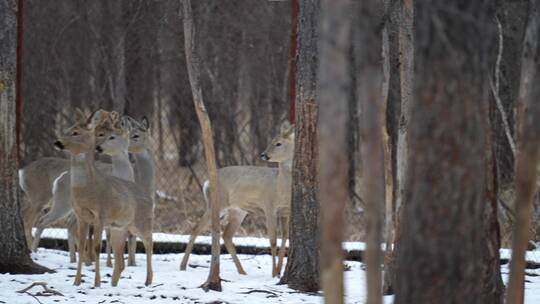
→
(180, 121, 294, 277)
(29, 112, 125, 261)
(54, 109, 154, 287)
(125, 117, 155, 199)
(20, 121, 115, 254)
(33, 114, 150, 268)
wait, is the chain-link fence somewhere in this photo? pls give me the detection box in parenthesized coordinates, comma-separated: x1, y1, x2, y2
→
(20, 98, 366, 255)
(21, 98, 366, 253)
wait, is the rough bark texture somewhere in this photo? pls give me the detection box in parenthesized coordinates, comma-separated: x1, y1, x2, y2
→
(0, 0, 49, 275)
(279, 0, 320, 292)
(394, 1, 503, 303)
(182, 0, 221, 291)
(383, 0, 411, 295)
(354, 2, 384, 304)
(318, 0, 351, 302)
(506, 2, 540, 303)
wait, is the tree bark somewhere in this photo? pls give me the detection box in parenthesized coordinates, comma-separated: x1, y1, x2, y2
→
(279, 0, 320, 292)
(182, 0, 221, 292)
(506, 2, 540, 303)
(0, 0, 49, 275)
(492, 0, 530, 190)
(318, 0, 351, 303)
(383, 0, 410, 295)
(394, 1, 503, 303)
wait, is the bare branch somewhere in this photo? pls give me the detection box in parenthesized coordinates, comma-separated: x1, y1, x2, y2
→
(490, 17, 516, 157)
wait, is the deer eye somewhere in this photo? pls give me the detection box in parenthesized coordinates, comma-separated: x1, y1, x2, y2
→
(72, 131, 79, 136)
(276, 143, 282, 147)
(97, 133, 105, 137)
(109, 136, 115, 140)
(132, 135, 140, 139)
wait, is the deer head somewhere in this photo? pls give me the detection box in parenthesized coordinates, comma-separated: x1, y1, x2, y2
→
(260, 120, 295, 163)
(125, 116, 151, 154)
(95, 116, 132, 156)
(54, 109, 105, 155)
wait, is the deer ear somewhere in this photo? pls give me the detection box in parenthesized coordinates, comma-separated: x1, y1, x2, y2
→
(119, 117, 132, 132)
(110, 111, 120, 123)
(87, 110, 104, 129)
(280, 120, 293, 137)
(141, 117, 150, 130)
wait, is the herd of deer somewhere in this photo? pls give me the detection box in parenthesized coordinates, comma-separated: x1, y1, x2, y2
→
(18, 108, 295, 287)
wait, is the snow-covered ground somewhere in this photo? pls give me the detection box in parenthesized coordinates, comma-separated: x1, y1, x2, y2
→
(1, 249, 394, 304)
(1, 230, 540, 303)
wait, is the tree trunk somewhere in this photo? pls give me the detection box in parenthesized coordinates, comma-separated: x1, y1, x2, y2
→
(506, 2, 540, 303)
(279, 0, 320, 292)
(182, 0, 221, 292)
(318, 0, 351, 303)
(394, 1, 503, 303)
(354, 1, 384, 303)
(0, 0, 49, 275)
(383, 0, 411, 295)
(492, 0, 530, 191)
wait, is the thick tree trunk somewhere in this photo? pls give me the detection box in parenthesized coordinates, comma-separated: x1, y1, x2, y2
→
(394, 1, 503, 303)
(182, 0, 221, 291)
(279, 0, 320, 292)
(506, 2, 540, 303)
(318, 1, 351, 303)
(0, 0, 49, 274)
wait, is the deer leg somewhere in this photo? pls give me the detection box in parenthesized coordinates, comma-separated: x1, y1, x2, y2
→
(21, 206, 35, 249)
(222, 208, 248, 275)
(34, 175, 72, 252)
(180, 210, 210, 270)
(105, 229, 113, 267)
(30, 226, 44, 252)
(93, 223, 103, 287)
(110, 229, 127, 287)
(276, 215, 289, 276)
(266, 210, 278, 277)
(84, 226, 94, 266)
(68, 223, 77, 263)
(127, 233, 137, 266)
(141, 231, 153, 286)
(74, 220, 88, 286)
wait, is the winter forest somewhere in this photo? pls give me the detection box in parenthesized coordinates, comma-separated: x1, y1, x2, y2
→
(1, 0, 540, 303)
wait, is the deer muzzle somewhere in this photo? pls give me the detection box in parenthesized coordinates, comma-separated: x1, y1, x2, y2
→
(260, 152, 270, 161)
(54, 141, 65, 150)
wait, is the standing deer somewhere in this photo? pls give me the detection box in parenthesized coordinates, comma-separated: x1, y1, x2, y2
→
(54, 109, 153, 287)
(30, 112, 130, 262)
(21, 118, 115, 255)
(180, 121, 294, 277)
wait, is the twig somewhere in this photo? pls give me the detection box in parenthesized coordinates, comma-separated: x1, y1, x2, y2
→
(490, 17, 516, 157)
(17, 282, 64, 297)
(239, 289, 279, 298)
